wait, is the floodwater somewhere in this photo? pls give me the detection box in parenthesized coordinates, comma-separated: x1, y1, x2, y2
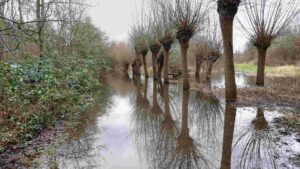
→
(39, 73, 300, 169)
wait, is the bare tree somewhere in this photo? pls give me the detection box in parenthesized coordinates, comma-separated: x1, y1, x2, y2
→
(129, 15, 152, 78)
(170, 0, 208, 90)
(191, 39, 207, 79)
(238, 0, 300, 86)
(217, 0, 240, 102)
(192, 17, 222, 82)
(152, 0, 175, 83)
(204, 19, 222, 81)
(129, 25, 143, 77)
(130, 5, 150, 78)
(0, 0, 88, 59)
(148, 3, 162, 81)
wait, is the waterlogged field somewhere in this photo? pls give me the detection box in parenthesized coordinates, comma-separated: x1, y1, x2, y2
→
(36, 73, 300, 169)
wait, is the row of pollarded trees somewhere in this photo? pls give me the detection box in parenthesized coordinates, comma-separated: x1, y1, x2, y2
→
(129, 0, 208, 89)
(128, 0, 299, 102)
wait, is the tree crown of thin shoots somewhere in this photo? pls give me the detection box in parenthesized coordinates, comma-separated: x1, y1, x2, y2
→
(238, 0, 300, 49)
(169, 0, 209, 42)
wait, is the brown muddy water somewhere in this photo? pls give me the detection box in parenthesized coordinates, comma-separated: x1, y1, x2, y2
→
(37, 73, 300, 169)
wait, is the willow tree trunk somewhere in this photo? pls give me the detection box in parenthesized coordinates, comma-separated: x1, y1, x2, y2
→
(152, 53, 158, 80)
(122, 63, 129, 74)
(256, 48, 267, 86)
(220, 18, 237, 102)
(143, 78, 148, 99)
(163, 49, 170, 84)
(180, 42, 190, 90)
(132, 58, 141, 77)
(142, 54, 149, 78)
(157, 52, 164, 78)
(220, 103, 236, 169)
(195, 60, 201, 78)
(206, 63, 213, 82)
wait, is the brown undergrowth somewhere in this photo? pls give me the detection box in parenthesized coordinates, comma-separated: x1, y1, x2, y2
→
(188, 74, 300, 108)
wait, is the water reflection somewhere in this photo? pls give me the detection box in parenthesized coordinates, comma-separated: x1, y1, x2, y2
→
(173, 90, 209, 169)
(42, 74, 299, 169)
(233, 107, 277, 169)
(220, 104, 236, 169)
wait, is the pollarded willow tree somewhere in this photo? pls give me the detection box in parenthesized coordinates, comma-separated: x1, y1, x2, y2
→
(148, 3, 162, 81)
(192, 38, 207, 79)
(192, 17, 222, 82)
(153, 0, 176, 83)
(204, 19, 222, 81)
(130, 5, 151, 78)
(170, 0, 208, 90)
(217, 0, 241, 102)
(129, 25, 143, 77)
(138, 32, 150, 78)
(239, 0, 300, 86)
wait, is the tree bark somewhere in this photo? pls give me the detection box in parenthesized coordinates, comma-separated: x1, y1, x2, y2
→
(206, 63, 213, 82)
(195, 59, 201, 78)
(180, 42, 190, 90)
(18, 0, 23, 25)
(143, 78, 148, 99)
(142, 54, 149, 78)
(132, 58, 141, 77)
(122, 63, 129, 74)
(36, 0, 45, 56)
(220, 17, 237, 102)
(220, 103, 236, 169)
(256, 48, 267, 86)
(152, 52, 158, 80)
(163, 49, 170, 84)
(157, 53, 164, 78)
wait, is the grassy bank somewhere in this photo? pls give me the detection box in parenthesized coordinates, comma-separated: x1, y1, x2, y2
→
(235, 64, 300, 76)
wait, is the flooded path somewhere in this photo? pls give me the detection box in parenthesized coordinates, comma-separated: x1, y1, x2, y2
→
(41, 73, 300, 169)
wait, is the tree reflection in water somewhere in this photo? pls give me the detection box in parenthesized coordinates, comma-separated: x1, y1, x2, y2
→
(131, 79, 212, 169)
(190, 91, 223, 138)
(35, 74, 299, 169)
(52, 122, 105, 169)
(173, 90, 210, 169)
(220, 103, 237, 169)
(130, 77, 288, 169)
(233, 107, 277, 169)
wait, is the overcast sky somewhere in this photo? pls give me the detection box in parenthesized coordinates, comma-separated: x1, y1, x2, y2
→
(86, 0, 247, 52)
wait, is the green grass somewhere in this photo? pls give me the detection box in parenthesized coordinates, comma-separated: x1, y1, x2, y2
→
(235, 64, 300, 76)
(235, 64, 272, 73)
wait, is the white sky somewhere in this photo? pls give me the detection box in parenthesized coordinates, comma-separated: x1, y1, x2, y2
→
(86, 0, 248, 52)
(86, 0, 140, 42)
